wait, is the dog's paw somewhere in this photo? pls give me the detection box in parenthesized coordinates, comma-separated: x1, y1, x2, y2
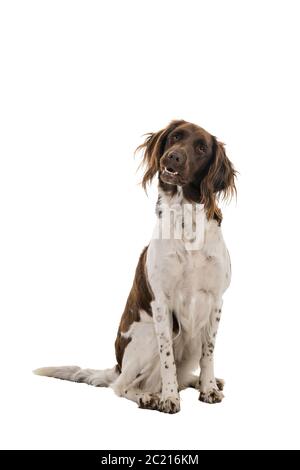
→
(183, 376, 225, 392)
(159, 396, 180, 414)
(199, 388, 224, 404)
(138, 393, 160, 410)
(216, 378, 225, 391)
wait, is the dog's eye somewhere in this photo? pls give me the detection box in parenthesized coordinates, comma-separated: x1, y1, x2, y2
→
(196, 143, 207, 153)
(171, 133, 182, 142)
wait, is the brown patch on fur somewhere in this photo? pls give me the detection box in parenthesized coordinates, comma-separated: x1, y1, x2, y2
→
(199, 139, 236, 222)
(115, 246, 153, 370)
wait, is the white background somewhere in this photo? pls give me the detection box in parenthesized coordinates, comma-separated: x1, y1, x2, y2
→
(0, 0, 300, 450)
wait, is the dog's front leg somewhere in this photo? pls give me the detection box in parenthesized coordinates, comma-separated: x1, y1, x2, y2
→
(151, 298, 180, 414)
(199, 305, 224, 404)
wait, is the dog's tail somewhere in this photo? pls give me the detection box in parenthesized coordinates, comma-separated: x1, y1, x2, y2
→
(33, 365, 119, 387)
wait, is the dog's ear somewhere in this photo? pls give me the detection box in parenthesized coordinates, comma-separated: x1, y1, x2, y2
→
(200, 139, 236, 219)
(210, 140, 236, 195)
(137, 120, 185, 189)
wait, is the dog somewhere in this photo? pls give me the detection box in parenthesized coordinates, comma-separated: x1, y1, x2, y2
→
(34, 120, 236, 414)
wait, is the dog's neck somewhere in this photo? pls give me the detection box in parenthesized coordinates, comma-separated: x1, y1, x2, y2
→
(157, 182, 222, 225)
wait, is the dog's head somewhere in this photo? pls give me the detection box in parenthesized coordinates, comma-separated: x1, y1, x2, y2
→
(138, 120, 236, 219)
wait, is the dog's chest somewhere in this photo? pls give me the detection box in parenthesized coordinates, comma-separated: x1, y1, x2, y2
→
(146, 191, 230, 337)
(151, 241, 224, 316)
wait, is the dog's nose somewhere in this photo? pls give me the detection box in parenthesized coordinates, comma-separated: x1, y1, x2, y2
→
(165, 151, 186, 168)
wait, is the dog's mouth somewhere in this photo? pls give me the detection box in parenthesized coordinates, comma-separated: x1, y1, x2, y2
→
(163, 167, 179, 176)
(160, 166, 182, 184)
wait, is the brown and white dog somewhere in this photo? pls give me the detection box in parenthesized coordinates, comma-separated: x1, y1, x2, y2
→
(35, 120, 236, 414)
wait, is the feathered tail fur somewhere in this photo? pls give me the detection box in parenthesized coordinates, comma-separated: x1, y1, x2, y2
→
(33, 365, 119, 387)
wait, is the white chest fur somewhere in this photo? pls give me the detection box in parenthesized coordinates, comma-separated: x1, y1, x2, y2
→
(146, 188, 231, 344)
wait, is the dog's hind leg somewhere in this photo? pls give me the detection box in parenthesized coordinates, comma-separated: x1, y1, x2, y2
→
(111, 362, 165, 412)
(179, 374, 225, 392)
(117, 387, 161, 410)
(110, 318, 184, 412)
